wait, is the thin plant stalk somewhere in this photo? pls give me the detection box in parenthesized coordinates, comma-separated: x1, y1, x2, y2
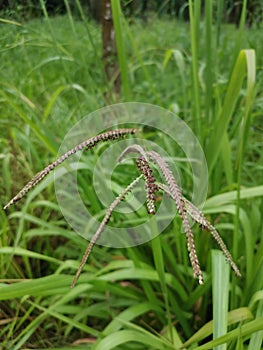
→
(212, 250, 229, 350)
(204, 0, 213, 125)
(189, 0, 202, 140)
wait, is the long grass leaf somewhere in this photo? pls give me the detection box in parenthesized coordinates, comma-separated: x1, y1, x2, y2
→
(182, 307, 253, 347)
(204, 0, 213, 125)
(0, 89, 57, 154)
(205, 186, 263, 208)
(152, 233, 174, 343)
(0, 246, 61, 265)
(0, 275, 78, 299)
(189, 0, 202, 138)
(190, 318, 263, 350)
(248, 300, 263, 350)
(206, 49, 256, 172)
(103, 302, 163, 335)
(111, 0, 131, 100)
(232, 49, 256, 307)
(212, 250, 230, 350)
(94, 329, 169, 350)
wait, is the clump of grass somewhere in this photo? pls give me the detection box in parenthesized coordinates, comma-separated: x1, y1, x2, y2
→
(4, 129, 241, 289)
(1, 5, 262, 348)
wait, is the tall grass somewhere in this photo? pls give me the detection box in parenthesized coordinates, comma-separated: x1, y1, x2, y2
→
(0, 0, 263, 349)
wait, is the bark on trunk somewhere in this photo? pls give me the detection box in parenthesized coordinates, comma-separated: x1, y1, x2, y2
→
(102, 0, 120, 98)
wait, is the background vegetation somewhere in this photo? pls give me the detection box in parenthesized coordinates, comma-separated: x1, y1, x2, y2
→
(0, 0, 262, 349)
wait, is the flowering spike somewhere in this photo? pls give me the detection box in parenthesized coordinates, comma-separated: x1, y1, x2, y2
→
(136, 156, 158, 214)
(158, 182, 241, 279)
(3, 128, 137, 210)
(71, 174, 143, 288)
(148, 151, 203, 283)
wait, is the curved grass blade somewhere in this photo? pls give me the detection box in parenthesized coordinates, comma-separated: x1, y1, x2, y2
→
(212, 250, 229, 350)
(206, 49, 256, 172)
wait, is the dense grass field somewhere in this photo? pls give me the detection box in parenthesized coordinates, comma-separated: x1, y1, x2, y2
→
(0, 2, 263, 349)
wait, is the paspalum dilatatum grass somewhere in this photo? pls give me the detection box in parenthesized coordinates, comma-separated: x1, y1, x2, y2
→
(3, 128, 241, 288)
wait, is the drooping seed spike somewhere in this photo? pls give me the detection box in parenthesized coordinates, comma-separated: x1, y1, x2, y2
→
(3, 128, 137, 210)
(71, 174, 143, 288)
(136, 155, 158, 215)
(148, 151, 203, 283)
(117, 144, 158, 215)
(147, 151, 185, 216)
(118, 144, 148, 163)
(156, 182, 241, 279)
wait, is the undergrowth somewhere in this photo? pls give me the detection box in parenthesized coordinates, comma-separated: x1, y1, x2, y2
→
(0, 0, 262, 349)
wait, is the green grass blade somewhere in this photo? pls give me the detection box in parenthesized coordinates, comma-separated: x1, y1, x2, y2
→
(111, 0, 131, 100)
(8, 285, 99, 349)
(233, 0, 247, 63)
(0, 246, 61, 266)
(204, 0, 213, 125)
(29, 291, 99, 334)
(193, 318, 263, 350)
(0, 275, 77, 299)
(212, 250, 230, 350)
(206, 49, 256, 173)
(182, 307, 253, 348)
(220, 133, 234, 185)
(94, 329, 170, 350)
(248, 293, 263, 350)
(126, 248, 163, 311)
(205, 186, 263, 208)
(103, 302, 162, 335)
(74, 0, 99, 58)
(248, 299, 263, 350)
(162, 49, 187, 112)
(122, 18, 161, 104)
(152, 233, 174, 343)
(233, 48, 256, 270)
(0, 88, 57, 154)
(0, 18, 22, 26)
(188, 0, 201, 138)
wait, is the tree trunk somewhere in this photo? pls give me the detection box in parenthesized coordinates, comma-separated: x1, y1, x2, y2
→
(102, 0, 120, 98)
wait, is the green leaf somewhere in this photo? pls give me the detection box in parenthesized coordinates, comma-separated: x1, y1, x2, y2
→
(206, 49, 256, 172)
(0, 246, 61, 265)
(205, 186, 263, 208)
(192, 318, 263, 350)
(182, 307, 253, 347)
(212, 250, 230, 350)
(0, 275, 78, 299)
(111, 0, 131, 100)
(103, 302, 163, 335)
(94, 329, 170, 350)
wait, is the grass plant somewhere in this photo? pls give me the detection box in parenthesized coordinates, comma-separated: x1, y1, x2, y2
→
(0, 0, 262, 349)
(3, 135, 240, 290)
